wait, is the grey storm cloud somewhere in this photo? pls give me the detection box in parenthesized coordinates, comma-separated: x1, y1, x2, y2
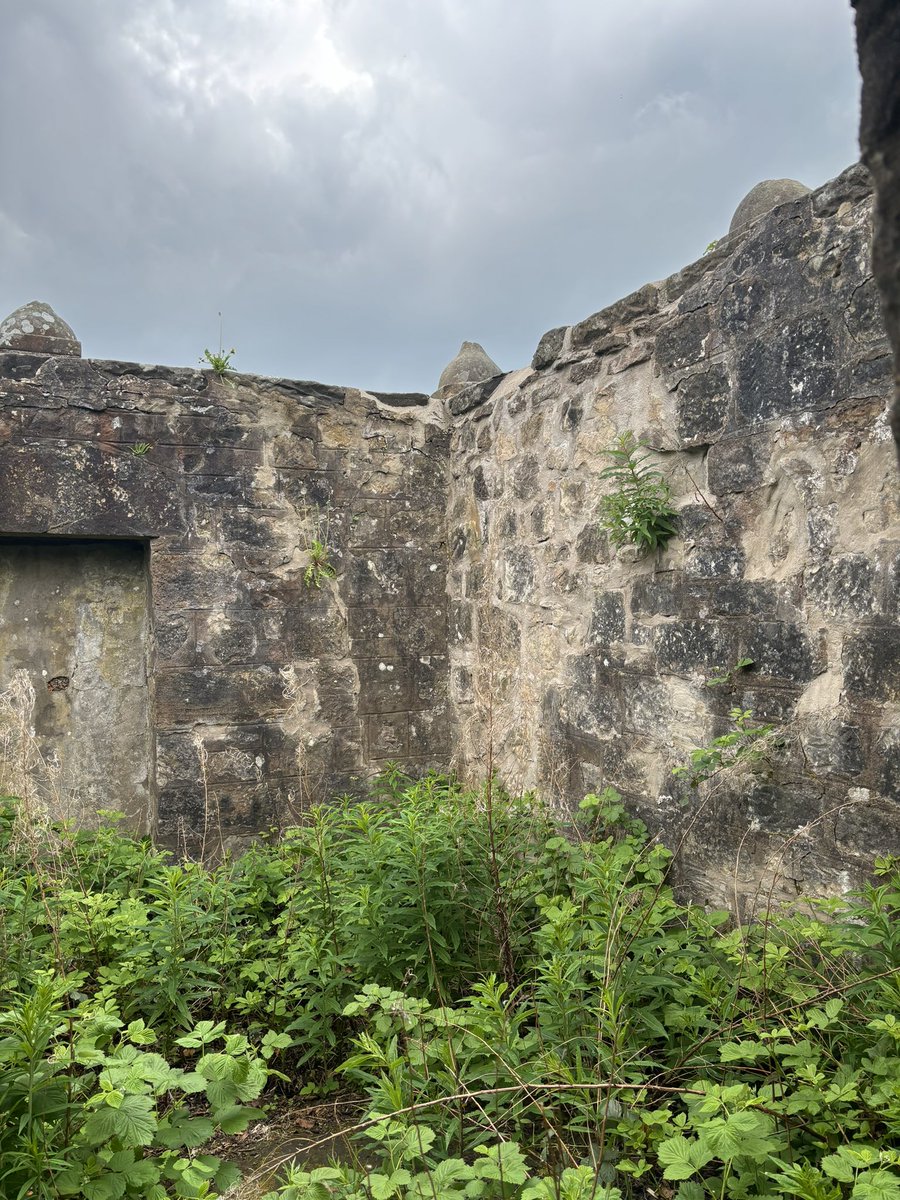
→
(0, 0, 861, 391)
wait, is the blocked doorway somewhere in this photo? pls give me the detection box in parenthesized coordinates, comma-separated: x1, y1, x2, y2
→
(0, 538, 153, 829)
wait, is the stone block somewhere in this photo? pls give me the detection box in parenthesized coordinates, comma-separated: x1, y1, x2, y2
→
(707, 431, 770, 494)
(358, 658, 412, 714)
(843, 626, 900, 701)
(394, 606, 448, 655)
(806, 554, 880, 618)
(368, 713, 409, 759)
(675, 364, 731, 446)
(631, 574, 683, 617)
(655, 620, 735, 674)
(502, 547, 535, 602)
(587, 592, 626, 648)
(744, 622, 817, 684)
(656, 307, 711, 376)
(531, 326, 567, 370)
(151, 554, 239, 611)
(155, 665, 285, 724)
(409, 706, 453, 758)
(736, 314, 838, 423)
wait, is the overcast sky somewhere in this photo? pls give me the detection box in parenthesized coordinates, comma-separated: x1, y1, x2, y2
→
(1, 1, 861, 394)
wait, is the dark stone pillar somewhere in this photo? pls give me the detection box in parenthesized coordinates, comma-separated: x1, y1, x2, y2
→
(853, 0, 900, 456)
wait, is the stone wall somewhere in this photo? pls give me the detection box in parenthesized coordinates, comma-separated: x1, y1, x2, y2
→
(446, 164, 900, 907)
(1, 161, 898, 901)
(0, 354, 449, 850)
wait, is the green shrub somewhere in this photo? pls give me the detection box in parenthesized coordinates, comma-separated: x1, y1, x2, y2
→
(1, 779, 899, 1200)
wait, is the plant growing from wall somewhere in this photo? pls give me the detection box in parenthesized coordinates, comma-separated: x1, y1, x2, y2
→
(131, 442, 152, 456)
(673, 706, 776, 787)
(199, 312, 236, 378)
(597, 430, 678, 553)
(706, 657, 755, 688)
(304, 538, 336, 589)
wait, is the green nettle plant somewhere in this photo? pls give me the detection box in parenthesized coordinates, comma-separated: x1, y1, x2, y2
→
(598, 431, 678, 553)
(1, 767, 900, 1200)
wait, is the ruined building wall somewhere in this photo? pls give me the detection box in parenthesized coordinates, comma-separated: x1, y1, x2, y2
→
(0, 162, 898, 900)
(0, 356, 449, 850)
(447, 164, 900, 906)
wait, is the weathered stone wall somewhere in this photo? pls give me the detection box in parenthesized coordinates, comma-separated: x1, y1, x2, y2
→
(1, 162, 898, 901)
(0, 356, 449, 849)
(447, 164, 900, 907)
(0, 538, 152, 827)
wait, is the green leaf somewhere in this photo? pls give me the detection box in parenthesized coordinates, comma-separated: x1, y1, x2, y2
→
(205, 1077, 239, 1110)
(126, 1020, 157, 1045)
(474, 1142, 529, 1184)
(83, 1175, 127, 1200)
(175, 1020, 227, 1049)
(155, 1113, 216, 1149)
(214, 1104, 263, 1134)
(370, 1169, 412, 1199)
(83, 1093, 157, 1148)
(657, 1135, 705, 1181)
(821, 1155, 856, 1183)
(853, 1170, 900, 1200)
(720, 1041, 768, 1063)
(215, 1162, 243, 1192)
(124, 1160, 161, 1187)
(676, 1184, 706, 1200)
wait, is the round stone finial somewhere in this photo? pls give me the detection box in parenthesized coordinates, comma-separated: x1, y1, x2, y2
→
(435, 341, 501, 396)
(0, 301, 82, 357)
(728, 179, 811, 235)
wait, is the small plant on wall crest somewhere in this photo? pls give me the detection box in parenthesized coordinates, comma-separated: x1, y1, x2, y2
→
(199, 311, 236, 378)
(598, 429, 678, 553)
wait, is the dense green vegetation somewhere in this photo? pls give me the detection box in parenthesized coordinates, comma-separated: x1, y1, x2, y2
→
(2, 772, 899, 1200)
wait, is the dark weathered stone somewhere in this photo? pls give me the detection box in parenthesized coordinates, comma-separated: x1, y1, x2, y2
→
(806, 555, 880, 617)
(0, 301, 81, 356)
(448, 374, 505, 416)
(655, 620, 734, 673)
(437, 342, 502, 395)
(684, 544, 745, 580)
(744, 622, 816, 684)
(675, 364, 731, 446)
(706, 431, 769, 494)
(843, 626, 900, 701)
(656, 307, 711, 378)
(736, 314, 837, 423)
(853, 0, 900, 455)
(570, 285, 659, 351)
(511, 456, 539, 500)
(531, 326, 567, 370)
(587, 593, 626, 648)
(503, 547, 535, 602)
(631, 574, 682, 617)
